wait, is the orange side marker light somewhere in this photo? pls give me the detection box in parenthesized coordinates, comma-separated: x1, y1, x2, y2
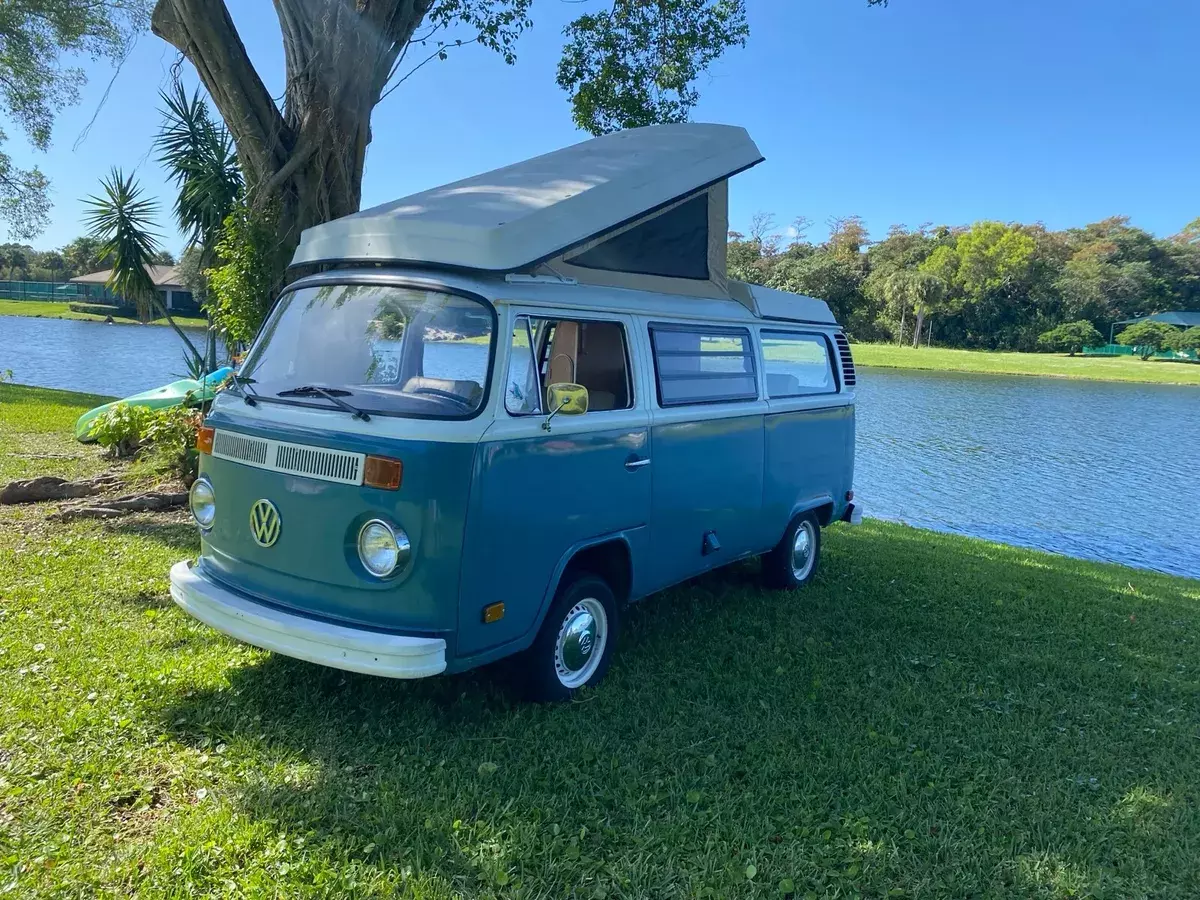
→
(196, 425, 215, 455)
(363, 455, 403, 490)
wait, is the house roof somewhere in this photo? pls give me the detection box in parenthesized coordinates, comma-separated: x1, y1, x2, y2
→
(1116, 311, 1200, 328)
(290, 123, 764, 273)
(70, 264, 183, 288)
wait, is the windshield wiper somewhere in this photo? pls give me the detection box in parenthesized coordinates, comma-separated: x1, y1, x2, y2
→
(228, 373, 260, 407)
(277, 384, 371, 421)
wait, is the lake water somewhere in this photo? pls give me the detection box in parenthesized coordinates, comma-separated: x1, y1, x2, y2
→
(0, 315, 207, 397)
(2, 314, 1197, 578)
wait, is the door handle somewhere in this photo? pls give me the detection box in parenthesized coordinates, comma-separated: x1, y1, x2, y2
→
(624, 456, 651, 471)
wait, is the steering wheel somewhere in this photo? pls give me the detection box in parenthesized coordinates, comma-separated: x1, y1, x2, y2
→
(411, 387, 474, 409)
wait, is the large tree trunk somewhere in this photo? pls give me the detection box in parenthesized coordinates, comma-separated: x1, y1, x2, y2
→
(151, 0, 434, 287)
(911, 307, 925, 349)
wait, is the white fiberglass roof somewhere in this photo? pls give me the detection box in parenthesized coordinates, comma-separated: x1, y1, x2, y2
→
(292, 123, 763, 272)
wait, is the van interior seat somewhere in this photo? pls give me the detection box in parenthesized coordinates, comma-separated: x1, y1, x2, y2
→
(403, 376, 482, 407)
(574, 321, 629, 411)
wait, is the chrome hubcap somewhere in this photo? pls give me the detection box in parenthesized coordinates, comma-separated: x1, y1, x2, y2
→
(791, 522, 815, 581)
(554, 598, 607, 689)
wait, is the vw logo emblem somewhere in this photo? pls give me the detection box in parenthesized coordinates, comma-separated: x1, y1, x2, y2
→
(249, 499, 281, 548)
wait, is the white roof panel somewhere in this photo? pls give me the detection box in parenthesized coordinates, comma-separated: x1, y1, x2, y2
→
(292, 123, 763, 272)
(745, 283, 836, 324)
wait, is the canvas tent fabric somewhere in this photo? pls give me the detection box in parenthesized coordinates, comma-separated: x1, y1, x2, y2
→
(291, 123, 763, 299)
(1115, 311, 1200, 328)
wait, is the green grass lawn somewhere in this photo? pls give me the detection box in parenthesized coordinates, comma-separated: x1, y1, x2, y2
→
(2, 385, 1199, 898)
(0, 298, 208, 330)
(852, 343, 1200, 386)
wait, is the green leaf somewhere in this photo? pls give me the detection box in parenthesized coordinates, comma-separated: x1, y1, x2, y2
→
(779, 877, 795, 893)
(556, 0, 750, 135)
(744, 864, 757, 880)
(686, 790, 701, 804)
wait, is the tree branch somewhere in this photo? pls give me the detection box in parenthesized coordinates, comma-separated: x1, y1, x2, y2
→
(151, 0, 291, 182)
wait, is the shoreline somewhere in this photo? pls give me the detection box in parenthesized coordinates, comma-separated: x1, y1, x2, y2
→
(852, 342, 1200, 386)
(0, 300, 208, 330)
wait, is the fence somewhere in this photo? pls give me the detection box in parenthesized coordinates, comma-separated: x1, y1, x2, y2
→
(0, 281, 123, 303)
(1083, 343, 1198, 362)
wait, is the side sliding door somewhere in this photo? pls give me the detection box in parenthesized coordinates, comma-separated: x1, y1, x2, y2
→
(642, 321, 767, 592)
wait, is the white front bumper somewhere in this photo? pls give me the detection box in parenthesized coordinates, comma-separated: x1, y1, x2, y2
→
(169, 560, 447, 679)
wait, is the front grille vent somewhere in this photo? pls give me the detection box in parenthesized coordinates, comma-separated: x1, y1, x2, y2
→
(211, 430, 365, 486)
(833, 332, 857, 387)
(212, 430, 269, 465)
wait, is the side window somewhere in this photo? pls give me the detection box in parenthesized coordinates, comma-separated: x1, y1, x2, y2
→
(505, 316, 633, 415)
(505, 318, 543, 414)
(649, 325, 758, 406)
(761, 331, 837, 397)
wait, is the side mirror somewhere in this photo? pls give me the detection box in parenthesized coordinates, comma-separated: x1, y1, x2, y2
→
(542, 383, 588, 431)
(546, 382, 589, 416)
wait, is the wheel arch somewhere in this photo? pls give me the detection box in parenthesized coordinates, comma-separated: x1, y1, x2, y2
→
(787, 494, 836, 531)
(535, 533, 634, 635)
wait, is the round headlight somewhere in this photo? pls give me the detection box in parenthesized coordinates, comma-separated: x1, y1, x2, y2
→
(357, 519, 410, 578)
(189, 478, 215, 528)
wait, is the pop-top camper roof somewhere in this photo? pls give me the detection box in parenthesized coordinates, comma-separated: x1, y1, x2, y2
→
(291, 123, 835, 322)
(292, 123, 764, 298)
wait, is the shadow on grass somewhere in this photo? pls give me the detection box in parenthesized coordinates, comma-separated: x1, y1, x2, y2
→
(151, 522, 1200, 896)
(102, 518, 199, 554)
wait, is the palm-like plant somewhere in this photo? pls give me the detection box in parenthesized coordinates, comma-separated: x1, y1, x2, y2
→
(157, 81, 244, 371)
(157, 81, 243, 262)
(82, 168, 203, 366)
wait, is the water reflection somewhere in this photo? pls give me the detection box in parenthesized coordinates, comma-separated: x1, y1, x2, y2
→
(0, 314, 207, 397)
(856, 367, 1199, 579)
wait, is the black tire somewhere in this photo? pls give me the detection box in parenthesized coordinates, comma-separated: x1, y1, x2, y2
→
(519, 572, 618, 702)
(762, 511, 822, 590)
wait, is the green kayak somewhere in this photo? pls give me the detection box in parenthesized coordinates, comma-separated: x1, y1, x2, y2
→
(75, 367, 233, 442)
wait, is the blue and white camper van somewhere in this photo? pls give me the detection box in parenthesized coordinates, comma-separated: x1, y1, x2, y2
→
(170, 124, 861, 700)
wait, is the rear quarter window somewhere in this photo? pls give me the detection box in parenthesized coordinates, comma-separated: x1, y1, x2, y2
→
(649, 324, 758, 406)
(761, 331, 838, 397)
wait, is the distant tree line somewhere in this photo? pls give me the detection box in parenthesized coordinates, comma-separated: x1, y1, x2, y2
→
(0, 239, 175, 284)
(728, 215, 1200, 351)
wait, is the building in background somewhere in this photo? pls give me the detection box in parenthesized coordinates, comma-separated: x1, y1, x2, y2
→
(69, 265, 198, 313)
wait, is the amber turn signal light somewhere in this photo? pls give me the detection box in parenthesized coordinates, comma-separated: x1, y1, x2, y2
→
(482, 602, 505, 624)
(196, 425, 215, 455)
(363, 455, 402, 490)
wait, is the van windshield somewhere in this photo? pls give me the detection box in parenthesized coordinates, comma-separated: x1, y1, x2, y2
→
(239, 283, 494, 419)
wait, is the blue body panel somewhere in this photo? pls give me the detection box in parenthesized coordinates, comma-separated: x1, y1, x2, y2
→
(762, 403, 855, 534)
(645, 411, 766, 591)
(456, 424, 651, 657)
(197, 409, 474, 641)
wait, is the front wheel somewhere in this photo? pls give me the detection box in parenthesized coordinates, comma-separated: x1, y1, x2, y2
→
(519, 573, 618, 702)
(762, 512, 822, 590)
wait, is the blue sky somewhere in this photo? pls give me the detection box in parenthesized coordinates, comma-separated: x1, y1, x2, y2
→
(8, 0, 1199, 254)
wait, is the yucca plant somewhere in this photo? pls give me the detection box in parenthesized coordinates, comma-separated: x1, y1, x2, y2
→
(156, 81, 243, 263)
(82, 168, 203, 368)
(157, 80, 244, 370)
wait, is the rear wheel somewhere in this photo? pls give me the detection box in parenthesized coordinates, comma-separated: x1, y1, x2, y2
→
(762, 512, 821, 590)
(520, 573, 618, 702)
